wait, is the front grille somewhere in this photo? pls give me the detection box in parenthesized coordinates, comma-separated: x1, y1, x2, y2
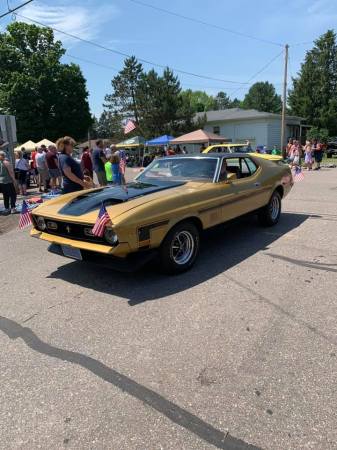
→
(37, 217, 107, 244)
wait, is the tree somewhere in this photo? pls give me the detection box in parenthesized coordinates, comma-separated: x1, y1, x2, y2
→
(230, 97, 242, 108)
(0, 22, 91, 142)
(215, 91, 231, 109)
(180, 90, 217, 113)
(104, 56, 143, 122)
(137, 68, 184, 136)
(288, 30, 337, 135)
(242, 81, 282, 113)
(306, 127, 329, 143)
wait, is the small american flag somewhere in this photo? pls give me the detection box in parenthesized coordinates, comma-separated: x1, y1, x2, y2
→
(92, 203, 111, 237)
(19, 200, 33, 229)
(124, 119, 136, 134)
(293, 166, 304, 182)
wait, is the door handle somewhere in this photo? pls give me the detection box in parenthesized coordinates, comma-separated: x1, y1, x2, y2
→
(254, 182, 261, 187)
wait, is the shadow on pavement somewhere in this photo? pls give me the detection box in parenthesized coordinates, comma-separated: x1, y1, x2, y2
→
(0, 316, 260, 450)
(48, 212, 309, 305)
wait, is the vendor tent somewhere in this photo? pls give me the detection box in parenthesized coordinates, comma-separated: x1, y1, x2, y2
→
(116, 136, 146, 148)
(35, 138, 55, 147)
(14, 140, 36, 152)
(145, 135, 174, 146)
(171, 129, 227, 145)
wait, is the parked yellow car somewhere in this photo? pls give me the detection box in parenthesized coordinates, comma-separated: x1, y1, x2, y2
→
(203, 143, 283, 161)
(31, 153, 293, 273)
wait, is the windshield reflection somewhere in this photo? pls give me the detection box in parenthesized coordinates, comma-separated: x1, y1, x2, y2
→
(136, 158, 218, 182)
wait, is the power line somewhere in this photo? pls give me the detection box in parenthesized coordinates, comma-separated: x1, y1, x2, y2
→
(65, 53, 120, 72)
(16, 12, 250, 85)
(229, 49, 284, 97)
(0, 0, 34, 19)
(64, 51, 282, 92)
(126, 0, 283, 47)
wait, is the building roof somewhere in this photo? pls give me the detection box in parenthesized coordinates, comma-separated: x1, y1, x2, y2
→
(171, 129, 228, 144)
(195, 108, 304, 122)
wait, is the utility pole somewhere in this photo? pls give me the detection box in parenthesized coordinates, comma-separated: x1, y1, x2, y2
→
(281, 44, 289, 158)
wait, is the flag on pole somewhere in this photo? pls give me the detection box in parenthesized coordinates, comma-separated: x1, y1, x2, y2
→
(124, 119, 136, 134)
(92, 203, 111, 237)
(19, 200, 33, 229)
(293, 166, 304, 182)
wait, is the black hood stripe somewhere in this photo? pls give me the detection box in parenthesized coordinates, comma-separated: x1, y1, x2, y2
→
(58, 181, 185, 216)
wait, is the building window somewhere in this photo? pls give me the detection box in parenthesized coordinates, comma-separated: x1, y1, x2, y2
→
(213, 126, 220, 135)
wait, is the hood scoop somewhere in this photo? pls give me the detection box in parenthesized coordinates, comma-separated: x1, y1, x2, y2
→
(58, 181, 185, 217)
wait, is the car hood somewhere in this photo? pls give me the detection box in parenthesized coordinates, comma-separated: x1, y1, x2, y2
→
(33, 180, 202, 223)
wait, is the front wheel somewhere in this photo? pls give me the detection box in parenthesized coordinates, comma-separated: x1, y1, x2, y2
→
(159, 222, 200, 274)
(258, 191, 282, 226)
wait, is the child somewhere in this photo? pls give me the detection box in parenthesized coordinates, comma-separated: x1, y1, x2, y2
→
(304, 140, 313, 170)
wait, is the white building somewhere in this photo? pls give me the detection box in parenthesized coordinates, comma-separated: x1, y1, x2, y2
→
(196, 108, 309, 150)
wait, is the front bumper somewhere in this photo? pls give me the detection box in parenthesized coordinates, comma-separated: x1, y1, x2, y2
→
(30, 227, 131, 257)
(47, 243, 157, 272)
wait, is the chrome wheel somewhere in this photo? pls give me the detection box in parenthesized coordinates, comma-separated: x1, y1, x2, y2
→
(170, 230, 195, 265)
(269, 195, 280, 221)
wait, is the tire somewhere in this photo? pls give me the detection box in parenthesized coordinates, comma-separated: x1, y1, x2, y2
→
(258, 191, 282, 227)
(159, 221, 200, 274)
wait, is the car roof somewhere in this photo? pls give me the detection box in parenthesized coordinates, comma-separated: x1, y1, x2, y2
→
(208, 143, 246, 147)
(161, 153, 252, 160)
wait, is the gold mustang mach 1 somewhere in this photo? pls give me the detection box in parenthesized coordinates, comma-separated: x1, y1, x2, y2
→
(31, 153, 293, 273)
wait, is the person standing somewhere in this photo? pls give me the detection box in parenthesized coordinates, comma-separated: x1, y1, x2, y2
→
(46, 145, 61, 190)
(31, 146, 38, 186)
(81, 146, 93, 178)
(15, 150, 30, 195)
(313, 140, 323, 170)
(286, 138, 293, 158)
(35, 147, 49, 192)
(304, 140, 313, 170)
(92, 139, 107, 186)
(57, 136, 90, 194)
(0, 150, 17, 213)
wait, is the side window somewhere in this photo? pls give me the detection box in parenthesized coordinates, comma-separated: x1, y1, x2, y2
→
(240, 159, 250, 176)
(213, 126, 220, 135)
(245, 158, 257, 175)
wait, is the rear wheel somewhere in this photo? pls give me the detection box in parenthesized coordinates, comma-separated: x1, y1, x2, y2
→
(159, 222, 200, 274)
(258, 191, 281, 226)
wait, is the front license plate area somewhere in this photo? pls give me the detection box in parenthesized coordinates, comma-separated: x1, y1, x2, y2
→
(61, 245, 82, 260)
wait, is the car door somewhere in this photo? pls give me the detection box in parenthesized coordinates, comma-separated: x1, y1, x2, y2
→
(214, 157, 266, 222)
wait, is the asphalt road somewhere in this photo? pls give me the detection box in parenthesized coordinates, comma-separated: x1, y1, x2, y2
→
(1, 169, 337, 450)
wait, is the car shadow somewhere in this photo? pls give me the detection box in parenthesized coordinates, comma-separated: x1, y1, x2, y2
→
(48, 212, 309, 305)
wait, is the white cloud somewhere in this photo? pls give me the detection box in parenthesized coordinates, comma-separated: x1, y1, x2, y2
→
(18, 1, 119, 44)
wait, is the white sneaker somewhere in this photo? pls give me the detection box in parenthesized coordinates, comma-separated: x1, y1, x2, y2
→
(11, 208, 18, 214)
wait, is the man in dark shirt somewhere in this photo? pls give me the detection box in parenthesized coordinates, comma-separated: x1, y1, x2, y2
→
(92, 140, 107, 186)
(45, 145, 61, 190)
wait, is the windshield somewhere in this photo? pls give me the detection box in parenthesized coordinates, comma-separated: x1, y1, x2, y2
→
(136, 157, 217, 182)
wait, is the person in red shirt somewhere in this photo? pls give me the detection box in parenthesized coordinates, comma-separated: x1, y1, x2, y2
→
(45, 145, 61, 189)
(80, 146, 93, 178)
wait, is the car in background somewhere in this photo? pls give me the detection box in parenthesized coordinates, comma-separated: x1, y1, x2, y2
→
(203, 143, 250, 154)
(30, 153, 293, 274)
(203, 143, 283, 162)
(326, 141, 337, 158)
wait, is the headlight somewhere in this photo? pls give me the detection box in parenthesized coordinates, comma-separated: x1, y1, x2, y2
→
(104, 228, 118, 246)
(36, 216, 46, 231)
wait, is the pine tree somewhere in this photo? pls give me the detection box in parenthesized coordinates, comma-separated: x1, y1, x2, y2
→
(104, 56, 143, 123)
(288, 30, 337, 135)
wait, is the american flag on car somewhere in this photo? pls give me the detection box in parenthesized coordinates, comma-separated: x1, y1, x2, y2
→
(92, 203, 111, 237)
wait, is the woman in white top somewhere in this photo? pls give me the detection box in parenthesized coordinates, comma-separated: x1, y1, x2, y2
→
(15, 150, 30, 195)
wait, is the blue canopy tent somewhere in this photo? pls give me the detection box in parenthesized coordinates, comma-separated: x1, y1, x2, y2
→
(145, 135, 174, 146)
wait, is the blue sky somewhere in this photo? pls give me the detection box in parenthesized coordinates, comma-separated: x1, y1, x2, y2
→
(1, 0, 337, 117)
